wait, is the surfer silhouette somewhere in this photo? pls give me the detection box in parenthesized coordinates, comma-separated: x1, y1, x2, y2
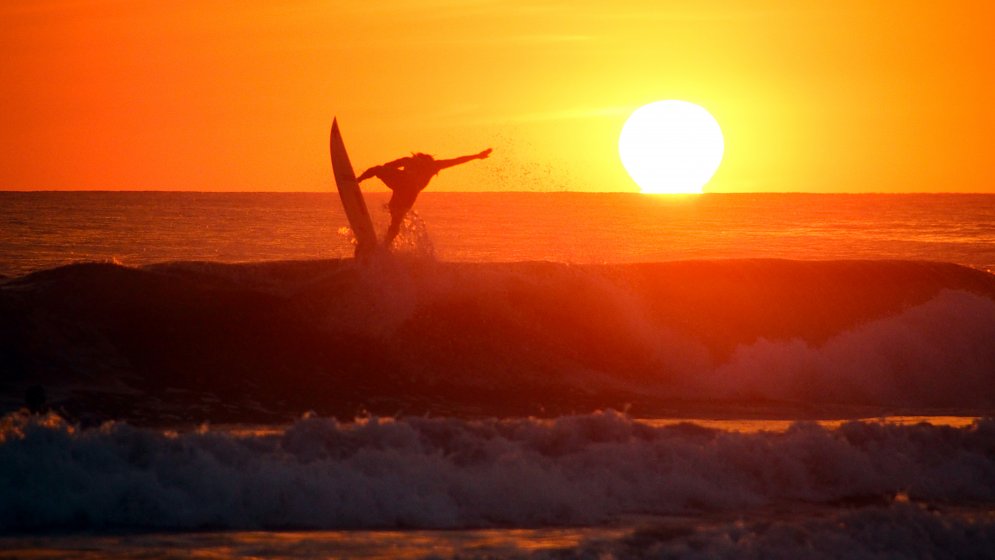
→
(357, 148, 491, 247)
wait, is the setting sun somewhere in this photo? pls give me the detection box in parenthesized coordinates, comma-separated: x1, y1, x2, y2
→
(619, 100, 724, 194)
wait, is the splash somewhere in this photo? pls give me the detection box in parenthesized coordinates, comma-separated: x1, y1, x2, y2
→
(336, 225, 357, 248)
(388, 210, 436, 259)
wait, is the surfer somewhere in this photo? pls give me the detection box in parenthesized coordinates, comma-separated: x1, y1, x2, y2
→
(357, 148, 492, 247)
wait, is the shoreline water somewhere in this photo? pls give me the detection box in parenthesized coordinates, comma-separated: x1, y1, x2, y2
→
(5, 503, 994, 559)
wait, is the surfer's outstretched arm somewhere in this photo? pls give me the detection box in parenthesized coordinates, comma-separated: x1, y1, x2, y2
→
(434, 148, 492, 171)
(356, 167, 379, 182)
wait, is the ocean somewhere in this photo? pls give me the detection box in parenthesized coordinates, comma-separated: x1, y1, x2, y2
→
(1, 192, 993, 276)
(2, 191, 995, 558)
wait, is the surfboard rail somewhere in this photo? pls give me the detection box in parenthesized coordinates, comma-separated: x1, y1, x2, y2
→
(330, 118, 378, 254)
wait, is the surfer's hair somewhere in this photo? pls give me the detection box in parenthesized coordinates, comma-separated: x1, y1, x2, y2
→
(410, 152, 434, 161)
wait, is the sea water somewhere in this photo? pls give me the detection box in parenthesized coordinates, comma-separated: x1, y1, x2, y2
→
(1, 192, 993, 276)
(2, 191, 995, 558)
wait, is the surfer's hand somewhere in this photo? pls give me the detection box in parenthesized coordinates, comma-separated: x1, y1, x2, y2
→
(477, 148, 492, 159)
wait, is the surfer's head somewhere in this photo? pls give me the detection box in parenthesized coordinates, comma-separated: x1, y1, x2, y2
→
(410, 152, 434, 162)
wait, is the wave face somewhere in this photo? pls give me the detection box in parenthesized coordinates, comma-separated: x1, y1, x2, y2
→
(2, 258, 995, 420)
(2, 411, 995, 532)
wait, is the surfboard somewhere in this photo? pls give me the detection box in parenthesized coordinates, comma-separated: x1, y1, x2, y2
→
(330, 118, 378, 254)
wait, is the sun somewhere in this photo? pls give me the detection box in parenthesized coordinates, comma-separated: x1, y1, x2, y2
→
(618, 100, 724, 194)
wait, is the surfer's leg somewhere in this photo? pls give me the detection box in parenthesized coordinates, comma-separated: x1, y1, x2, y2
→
(384, 191, 416, 247)
(385, 211, 404, 247)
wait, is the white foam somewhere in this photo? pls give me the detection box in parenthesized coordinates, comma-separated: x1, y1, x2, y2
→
(2, 411, 994, 531)
(700, 290, 995, 406)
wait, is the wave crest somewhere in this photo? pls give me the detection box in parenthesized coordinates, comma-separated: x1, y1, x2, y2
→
(3, 411, 994, 531)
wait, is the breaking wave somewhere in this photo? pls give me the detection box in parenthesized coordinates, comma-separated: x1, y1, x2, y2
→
(3, 258, 995, 420)
(2, 411, 994, 532)
(702, 289, 995, 407)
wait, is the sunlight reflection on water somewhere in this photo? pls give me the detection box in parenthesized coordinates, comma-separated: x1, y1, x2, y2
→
(639, 415, 980, 432)
(0, 526, 632, 560)
(2, 192, 994, 276)
(211, 415, 980, 439)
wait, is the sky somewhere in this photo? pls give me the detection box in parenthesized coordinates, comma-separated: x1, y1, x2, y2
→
(2, 0, 993, 193)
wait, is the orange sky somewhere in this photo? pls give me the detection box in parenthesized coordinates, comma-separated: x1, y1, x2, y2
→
(2, 1, 993, 192)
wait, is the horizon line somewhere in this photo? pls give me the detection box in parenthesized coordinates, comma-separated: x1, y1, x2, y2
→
(1, 189, 994, 196)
